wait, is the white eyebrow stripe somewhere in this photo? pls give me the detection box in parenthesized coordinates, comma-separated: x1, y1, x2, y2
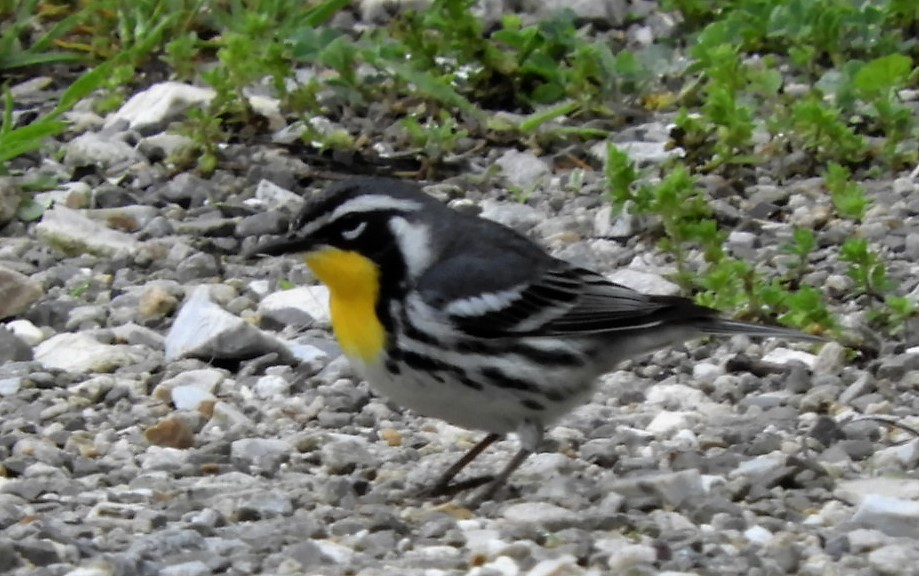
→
(331, 195, 423, 221)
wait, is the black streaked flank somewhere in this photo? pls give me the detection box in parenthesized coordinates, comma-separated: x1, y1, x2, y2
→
(479, 366, 538, 394)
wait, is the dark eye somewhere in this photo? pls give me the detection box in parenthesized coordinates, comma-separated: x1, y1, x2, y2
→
(340, 219, 367, 240)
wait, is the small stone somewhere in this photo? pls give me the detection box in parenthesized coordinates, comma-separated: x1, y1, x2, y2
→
(868, 544, 919, 575)
(63, 132, 145, 169)
(165, 285, 293, 362)
(692, 362, 724, 385)
(5, 319, 44, 345)
(231, 438, 292, 474)
(36, 205, 140, 257)
(250, 179, 305, 212)
(503, 502, 579, 531)
(159, 560, 211, 576)
(743, 525, 773, 544)
(872, 439, 919, 470)
(761, 347, 817, 369)
(258, 286, 331, 328)
(138, 285, 179, 320)
(813, 342, 846, 375)
(852, 494, 919, 538)
(171, 385, 216, 411)
(730, 453, 786, 479)
(608, 469, 705, 508)
(105, 81, 215, 134)
(254, 374, 290, 399)
(237, 493, 294, 519)
(0, 265, 42, 319)
(321, 437, 373, 475)
(141, 446, 190, 472)
(495, 149, 550, 189)
(479, 199, 544, 233)
(0, 377, 21, 396)
(646, 411, 695, 437)
(35, 332, 146, 373)
(145, 417, 195, 449)
(606, 269, 681, 296)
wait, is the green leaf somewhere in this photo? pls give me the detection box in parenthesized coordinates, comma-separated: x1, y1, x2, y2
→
(854, 54, 913, 97)
(386, 62, 481, 117)
(304, 0, 351, 27)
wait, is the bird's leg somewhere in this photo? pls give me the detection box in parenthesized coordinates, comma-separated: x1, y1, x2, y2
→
(428, 433, 501, 496)
(466, 421, 544, 507)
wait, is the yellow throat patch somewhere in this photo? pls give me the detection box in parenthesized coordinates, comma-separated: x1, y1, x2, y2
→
(305, 248, 386, 362)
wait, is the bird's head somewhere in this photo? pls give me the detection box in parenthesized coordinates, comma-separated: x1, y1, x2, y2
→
(251, 178, 444, 293)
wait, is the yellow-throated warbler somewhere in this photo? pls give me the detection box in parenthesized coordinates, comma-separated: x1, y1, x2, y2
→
(254, 177, 823, 503)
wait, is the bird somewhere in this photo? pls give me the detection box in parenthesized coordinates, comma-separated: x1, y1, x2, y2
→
(251, 177, 824, 504)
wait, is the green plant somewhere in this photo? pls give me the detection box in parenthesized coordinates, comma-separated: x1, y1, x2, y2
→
(0, 60, 116, 173)
(824, 163, 871, 221)
(839, 238, 893, 297)
(402, 111, 469, 171)
(782, 228, 816, 281)
(0, 0, 84, 70)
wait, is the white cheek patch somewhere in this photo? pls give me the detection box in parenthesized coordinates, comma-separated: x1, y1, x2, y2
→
(341, 220, 367, 240)
(389, 217, 433, 279)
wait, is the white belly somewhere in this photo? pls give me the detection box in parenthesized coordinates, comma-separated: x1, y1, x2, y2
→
(347, 351, 597, 435)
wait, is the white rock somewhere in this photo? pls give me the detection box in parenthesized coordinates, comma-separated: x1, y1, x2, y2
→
(0, 266, 42, 320)
(743, 525, 773, 544)
(472, 556, 518, 576)
(761, 347, 817, 369)
(254, 374, 290, 399)
(313, 540, 354, 564)
(503, 502, 578, 530)
(851, 494, 919, 538)
(231, 438, 292, 471)
(64, 567, 115, 576)
(606, 269, 681, 296)
(868, 544, 919, 575)
(35, 205, 140, 257)
(871, 439, 919, 469)
(164, 369, 225, 392)
(608, 469, 705, 507)
(645, 383, 709, 409)
(141, 446, 190, 471)
(0, 378, 21, 396)
(258, 285, 331, 327)
(495, 149, 549, 189)
(159, 560, 211, 576)
(5, 319, 44, 345)
(208, 401, 253, 429)
(692, 362, 723, 385)
(729, 453, 786, 479)
(592, 140, 683, 167)
(171, 385, 216, 411)
(35, 333, 146, 373)
(646, 411, 695, 437)
(813, 341, 847, 375)
(836, 478, 919, 503)
(250, 179, 305, 212)
(63, 132, 145, 169)
(166, 285, 293, 362)
(528, 554, 581, 576)
(479, 199, 544, 233)
(462, 528, 508, 558)
(105, 81, 215, 133)
(847, 528, 891, 553)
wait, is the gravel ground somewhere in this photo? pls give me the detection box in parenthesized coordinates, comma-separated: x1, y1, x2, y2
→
(2, 1, 919, 575)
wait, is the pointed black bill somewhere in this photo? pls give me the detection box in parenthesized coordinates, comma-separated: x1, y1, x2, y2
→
(245, 235, 315, 258)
